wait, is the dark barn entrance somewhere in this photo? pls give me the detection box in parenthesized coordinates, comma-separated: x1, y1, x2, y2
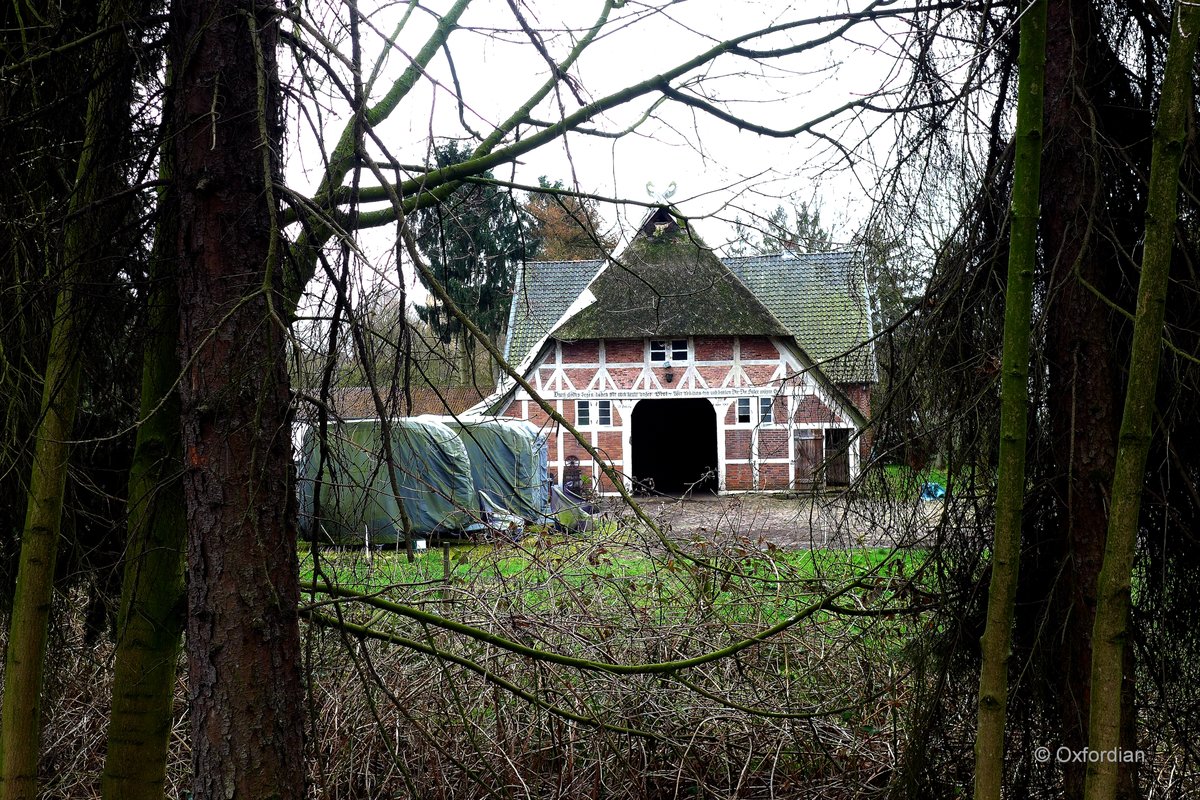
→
(631, 398, 718, 494)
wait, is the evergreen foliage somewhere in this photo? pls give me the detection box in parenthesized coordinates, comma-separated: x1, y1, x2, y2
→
(728, 201, 832, 255)
(413, 142, 530, 352)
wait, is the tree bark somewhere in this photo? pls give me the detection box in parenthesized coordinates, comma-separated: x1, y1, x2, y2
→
(0, 3, 88, 595)
(973, 3, 1047, 798)
(0, 1, 139, 795)
(101, 150, 187, 799)
(171, 0, 305, 797)
(1083, 3, 1200, 798)
(0, 265, 85, 800)
(1037, 2, 1132, 796)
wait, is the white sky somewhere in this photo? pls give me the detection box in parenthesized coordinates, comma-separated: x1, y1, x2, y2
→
(284, 0, 983, 306)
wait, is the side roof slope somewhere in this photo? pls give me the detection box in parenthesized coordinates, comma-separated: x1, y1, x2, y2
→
(503, 257, 602, 372)
(724, 251, 875, 383)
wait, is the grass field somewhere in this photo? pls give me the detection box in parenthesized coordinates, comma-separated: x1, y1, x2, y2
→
(290, 502, 942, 797)
(301, 532, 930, 630)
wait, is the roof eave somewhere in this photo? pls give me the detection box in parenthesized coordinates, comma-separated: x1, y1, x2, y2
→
(774, 336, 868, 430)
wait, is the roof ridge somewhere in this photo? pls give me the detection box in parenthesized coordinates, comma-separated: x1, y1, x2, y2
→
(550, 220, 791, 341)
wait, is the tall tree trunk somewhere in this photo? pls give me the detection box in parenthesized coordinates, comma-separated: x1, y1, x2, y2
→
(1083, 3, 1200, 798)
(171, 0, 305, 797)
(973, 3, 1047, 798)
(1038, 2, 1132, 796)
(0, 252, 85, 800)
(100, 154, 186, 798)
(0, 4, 88, 596)
(0, 1, 138, 795)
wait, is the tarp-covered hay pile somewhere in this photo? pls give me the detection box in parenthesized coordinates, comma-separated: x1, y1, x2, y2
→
(298, 417, 551, 544)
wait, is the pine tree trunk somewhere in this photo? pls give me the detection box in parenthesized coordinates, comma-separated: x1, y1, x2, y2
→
(1039, 3, 1131, 795)
(0, 1, 139, 795)
(100, 154, 186, 799)
(1083, 3, 1200, 798)
(972, 3, 1047, 797)
(171, 0, 305, 797)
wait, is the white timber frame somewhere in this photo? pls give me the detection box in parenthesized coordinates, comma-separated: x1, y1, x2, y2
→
(504, 335, 864, 495)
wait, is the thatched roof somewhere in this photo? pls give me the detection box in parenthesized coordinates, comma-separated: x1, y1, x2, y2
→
(501, 206, 876, 383)
(552, 208, 789, 341)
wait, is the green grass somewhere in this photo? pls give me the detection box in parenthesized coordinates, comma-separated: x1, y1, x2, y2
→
(301, 535, 929, 629)
(875, 464, 949, 498)
(301, 538, 920, 587)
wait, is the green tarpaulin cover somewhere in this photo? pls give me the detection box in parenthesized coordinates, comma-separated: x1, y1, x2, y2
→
(298, 418, 476, 544)
(429, 416, 550, 521)
(297, 417, 551, 544)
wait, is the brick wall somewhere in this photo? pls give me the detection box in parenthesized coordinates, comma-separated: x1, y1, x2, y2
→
(604, 339, 642, 363)
(565, 369, 593, 389)
(597, 430, 623, 461)
(609, 367, 641, 388)
(758, 429, 788, 460)
(561, 341, 599, 362)
(695, 336, 735, 360)
(739, 337, 778, 360)
(793, 394, 837, 423)
(562, 436, 590, 464)
(839, 382, 872, 418)
(526, 404, 552, 427)
(697, 365, 730, 386)
(726, 429, 751, 459)
(743, 364, 777, 383)
(725, 463, 752, 490)
(596, 470, 623, 494)
(759, 463, 790, 490)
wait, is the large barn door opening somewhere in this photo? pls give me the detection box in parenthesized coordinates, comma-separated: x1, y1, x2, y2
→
(630, 399, 718, 494)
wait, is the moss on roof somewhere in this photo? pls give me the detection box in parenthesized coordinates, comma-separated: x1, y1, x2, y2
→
(501, 209, 877, 384)
(553, 208, 789, 340)
(725, 251, 875, 383)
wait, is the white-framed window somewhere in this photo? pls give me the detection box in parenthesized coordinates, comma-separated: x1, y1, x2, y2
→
(576, 400, 612, 427)
(736, 397, 752, 424)
(649, 339, 689, 363)
(759, 396, 774, 424)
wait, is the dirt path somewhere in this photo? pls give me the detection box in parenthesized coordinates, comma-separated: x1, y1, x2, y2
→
(596, 492, 942, 550)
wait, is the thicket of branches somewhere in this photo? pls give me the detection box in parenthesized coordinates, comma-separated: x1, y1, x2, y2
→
(867, 2, 1200, 797)
(2, 1, 1200, 799)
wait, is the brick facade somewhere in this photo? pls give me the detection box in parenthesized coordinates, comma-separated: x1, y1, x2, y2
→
(499, 335, 870, 494)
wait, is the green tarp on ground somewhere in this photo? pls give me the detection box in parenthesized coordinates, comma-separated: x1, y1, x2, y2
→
(298, 418, 476, 544)
(297, 416, 551, 544)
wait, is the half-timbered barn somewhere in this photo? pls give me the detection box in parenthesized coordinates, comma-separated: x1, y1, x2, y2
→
(482, 207, 875, 495)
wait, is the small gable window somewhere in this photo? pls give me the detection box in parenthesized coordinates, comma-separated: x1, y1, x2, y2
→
(649, 339, 689, 363)
(759, 397, 774, 424)
(736, 397, 752, 424)
(576, 400, 612, 427)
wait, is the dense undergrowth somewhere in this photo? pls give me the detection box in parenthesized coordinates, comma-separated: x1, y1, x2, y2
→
(25, 506, 934, 799)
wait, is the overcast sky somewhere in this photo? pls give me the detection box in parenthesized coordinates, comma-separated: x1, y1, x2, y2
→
(285, 0, 973, 303)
